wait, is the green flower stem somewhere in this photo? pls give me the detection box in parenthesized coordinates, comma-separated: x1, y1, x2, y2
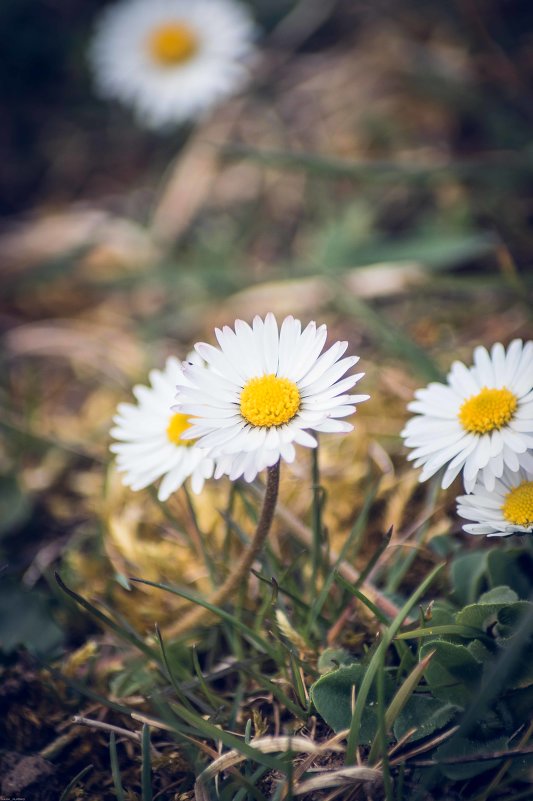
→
(170, 460, 280, 638)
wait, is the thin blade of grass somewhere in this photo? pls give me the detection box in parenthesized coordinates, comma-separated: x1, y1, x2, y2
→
(245, 668, 308, 718)
(44, 662, 137, 716)
(129, 576, 278, 660)
(385, 479, 440, 593)
(154, 624, 196, 712)
(109, 733, 126, 801)
(310, 442, 324, 598)
(368, 650, 436, 764)
(334, 292, 443, 382)
(334, 573, 391, 627)
(192, 644, 225, 713)
(141, 724, 152, 801)
(345, 563, 445, 764)
(221, 144, 533, 183)
(376, 647, 394, 801)
(55, 573, 159, 662)
(288, 648, 310, 711)
(306, 485, 381, 633)
(168, 703, 298, 772)
(59, 764, 93, 801)
(395, 624, 492, 642)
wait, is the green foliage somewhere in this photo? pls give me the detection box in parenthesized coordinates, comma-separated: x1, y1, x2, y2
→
(419, 640, 485, 705)
(393, 696, 458, 744)
(307, 545, 533, 790)
(310, 663, 394, 742)
(0, 581, 64, 657)
(435, 736, 509, 781)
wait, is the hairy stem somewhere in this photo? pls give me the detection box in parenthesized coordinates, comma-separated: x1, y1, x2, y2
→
(168, 461, 280, 638)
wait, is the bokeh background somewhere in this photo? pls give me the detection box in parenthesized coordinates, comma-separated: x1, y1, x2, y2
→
(1, 0, 532, 796)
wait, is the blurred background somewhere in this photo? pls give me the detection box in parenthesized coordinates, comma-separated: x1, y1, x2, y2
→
(1, 0, 532, 793)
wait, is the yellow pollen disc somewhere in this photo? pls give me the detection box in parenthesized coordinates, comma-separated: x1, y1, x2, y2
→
(240, 374, 300, 428)
(458, 386, 517, 434)
(502, 481, 533, 527)
(166, 412, 195, 446)
(148, 22, 198, 66)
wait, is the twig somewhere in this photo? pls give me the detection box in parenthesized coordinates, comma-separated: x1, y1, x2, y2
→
(71, 715, 141, 743)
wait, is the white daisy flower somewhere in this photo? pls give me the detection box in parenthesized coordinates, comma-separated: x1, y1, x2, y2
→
(457, 466, 533, 537)
(174, 313, 369, 482)
(89, 0, 255, 128)
(401, 339, 533, 493)
(110, 356, 214, 500)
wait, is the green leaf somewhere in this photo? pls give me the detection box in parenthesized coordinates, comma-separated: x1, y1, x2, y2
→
(0, 475, 32, 538)
(467, 640, 493, 663)
(486, 549, 533, 599)
(504, 685, 533, 727)
(368, 649, 437, 763)
(495, 602, 533, 639)
(478, 586, 519, 605)
(0, 583, 64, 657)
(435, 736, 508, 780)
(310, 663, 393, 742)
(393, 696, 459, 743)
(455, 586, 518, 630)
(450, 551, 489, 606)
(419, 640, 484, 706)
(317, 647, 354, 674)
(109, 661, 158, 698)
(427, 601, 456, 626)
(494, 604, 533, 689)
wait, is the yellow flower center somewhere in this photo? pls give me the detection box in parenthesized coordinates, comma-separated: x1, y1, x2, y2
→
(240, 375, 301, 428)
(148, 22, 199, 66)
(458, 387, 517, 434)
(502, 481, 533, 527)
(166, 412, 196, 446)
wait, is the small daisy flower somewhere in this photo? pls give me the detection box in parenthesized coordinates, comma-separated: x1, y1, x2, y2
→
(110, 356, 214, 500)
(174, 313, 369, 482)
(457, 466, 533, 537)
(89, 0, 255, 128)
(401, 340, 533, 493)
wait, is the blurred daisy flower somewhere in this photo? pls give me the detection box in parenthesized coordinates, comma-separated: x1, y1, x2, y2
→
(89, 0, 255, 128)
(457, 466, 533, 537)
(110, 356, 214, 500)
(175, 313, 369, 482)
(402, 340, 533, 493)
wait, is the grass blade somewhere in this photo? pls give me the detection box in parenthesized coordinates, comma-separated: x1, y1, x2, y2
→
(109, 733, 126, 801)
(55, 572, 158, 662)
(141, 724, 152, 801)
(395, 624, 492, 642)
(368, 650, 436, 764)
(345, 563, 445, 764)
(306, 485, 381, 633)
(59, 764, 93, 801)
(129, 576, 278, 660)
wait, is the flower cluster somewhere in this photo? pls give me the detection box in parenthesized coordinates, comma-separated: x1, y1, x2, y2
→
(111, 314, 368, 496)
(402, 340, 533, 537)
(111, 323, 533, 541)
(89, 0, 255, 128)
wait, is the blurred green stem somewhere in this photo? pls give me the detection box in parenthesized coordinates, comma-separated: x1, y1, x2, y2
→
(310, 441, 323, 595)
(170, 461, 280, 638)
